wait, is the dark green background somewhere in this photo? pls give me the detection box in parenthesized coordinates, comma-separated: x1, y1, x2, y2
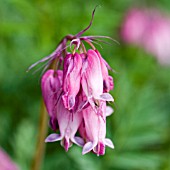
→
(0, 0, 170, 170)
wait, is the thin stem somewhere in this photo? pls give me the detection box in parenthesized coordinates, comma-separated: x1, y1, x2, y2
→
(31, 100, 48, 170)
(75, 6, 98, 37)
(84, 40, 96, 50)
(80, 42, 87, 54)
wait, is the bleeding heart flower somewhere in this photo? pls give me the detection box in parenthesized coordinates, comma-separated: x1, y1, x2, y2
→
(45, 96, 84, 151)
(81, 50, 114, 112)
(62, 53, 82, 110)
(29, 7, 115, 156)
(82, 101, 114, 156)
(95, 50, 114, 92)
(41, 69, 63, 131)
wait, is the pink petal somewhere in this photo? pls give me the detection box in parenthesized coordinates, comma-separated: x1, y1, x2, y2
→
(45, 133, 62, 142)
(82, 142, 95, 155)
(55, 97, 83, 150)
(72, 136, 85, 146)
(0, 148, 19, 170)
(94, 142, 105, 156)
(63, 53, 82, 110)
(41, 69, 62, 118)
(81, 49, 103, 99)
(98, 93, 114, 102)
(105, 138, 114, 149)
(106, 106, 114, 117)
(63, 136, 70, 152)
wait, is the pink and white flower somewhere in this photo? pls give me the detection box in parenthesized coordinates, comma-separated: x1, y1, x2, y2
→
(62, 53, 82, 110)
(45, 96, 84, 151)
(95, 50, 114, 92)
(41, 69, 63, 131)
(81, 50, 114, 110)
(30, 7, 115, 155)
(82, 102, 114, 155)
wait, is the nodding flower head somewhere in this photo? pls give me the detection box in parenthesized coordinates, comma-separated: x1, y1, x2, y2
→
(82, 101, 114, 156)
(41, 69, 63, 131)
(45, 96, 84, 151)
(29, 7, 116, 155)
(62, 52, 82, 110)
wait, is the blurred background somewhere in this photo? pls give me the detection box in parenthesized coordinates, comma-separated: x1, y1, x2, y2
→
(0, 0, 170, 170)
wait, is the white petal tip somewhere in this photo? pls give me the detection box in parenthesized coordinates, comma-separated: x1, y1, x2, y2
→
(82, 142, 94, 155)
(105, 138, 114, 149)
(45, 133, 62, 143)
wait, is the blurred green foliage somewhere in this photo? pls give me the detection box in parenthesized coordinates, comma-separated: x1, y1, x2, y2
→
(0, 0, 170, 170)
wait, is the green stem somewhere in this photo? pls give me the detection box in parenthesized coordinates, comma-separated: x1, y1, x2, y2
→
(31, 100, 48, 170)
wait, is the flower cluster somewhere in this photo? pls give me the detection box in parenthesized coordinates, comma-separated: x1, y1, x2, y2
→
(121, 8, 170, 65)
(42, 48, 114, 155)
(29, 9, 115, 155)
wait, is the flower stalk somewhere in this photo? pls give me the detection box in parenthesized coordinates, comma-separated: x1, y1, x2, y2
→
(31, 100, 48, 170)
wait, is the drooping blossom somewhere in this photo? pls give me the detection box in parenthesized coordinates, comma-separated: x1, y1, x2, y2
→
(45, 95, 84, 151)
(121, 8, 170, 65)
(29, 7, 115, 155)
(95, 50, 114, 92)
(82, 101, 114, 156)
(0, 147, 19, 170)
(81, 49, 114, 114)
(62, 53, 82, 110)
(41, 69, 63, 131)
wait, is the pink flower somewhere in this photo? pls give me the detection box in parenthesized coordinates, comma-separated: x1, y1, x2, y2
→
(62, 53, 82, 110)
(81, 50, 114, 110)
(0, 147, 19, 170)
(45, 96, 84, 151)
(121, 9, 148, 45)
(95, 50, 114, 92)
(82, 102, 114, 155)
(81, 49, 103, 98)
(121, 8, 170, 65)
(41, 69, 63, 131)
(42, 49, 115, 154)
(144, 14, 170, 65)
(30, 7, 115, 155)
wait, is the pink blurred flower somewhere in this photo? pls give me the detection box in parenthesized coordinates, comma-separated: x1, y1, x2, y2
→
(144, 12, 170, 65)
(0, 147, 19, 170)
(121, 9, 148, 45)
(121, 8, 170, 65)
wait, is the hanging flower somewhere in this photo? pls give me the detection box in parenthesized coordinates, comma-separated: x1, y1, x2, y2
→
(29, 7, 116, 155)
(45, 96, 84, 151)
(41, 69, 63, 131)
(62, 53, 82, 110)
(82, 101, 114, 156)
